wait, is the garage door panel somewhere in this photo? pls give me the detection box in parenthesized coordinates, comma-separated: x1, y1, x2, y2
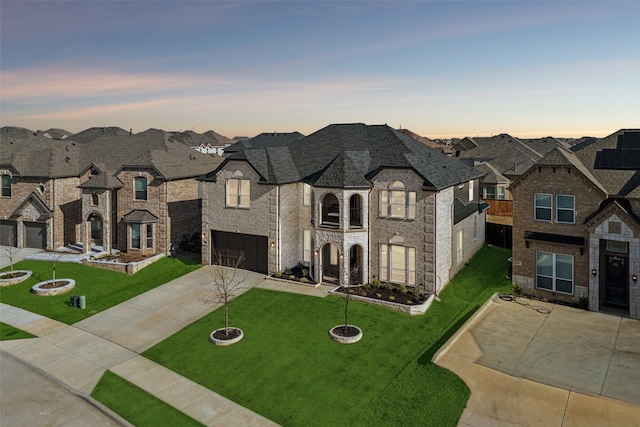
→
(1, 220, 18, 246)
(212, 231, 268, 274)
(25, 222, 46, 249)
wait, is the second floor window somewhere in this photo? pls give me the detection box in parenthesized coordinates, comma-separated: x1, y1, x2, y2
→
(468, 180, 474, 201)
(226, 172, 250, 208)
(135, 177, 147, 200)
(534, 193, 552, 221)
(379, 181, 416, 220)
(556, 195, 575, 224)
(1, 174, 11, 197)
(303, 183, 312, 205)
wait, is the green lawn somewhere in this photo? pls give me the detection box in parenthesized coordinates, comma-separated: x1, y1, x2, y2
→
(91, 371, 205, 427)
(0, 257, 200, 324)
(141, 245, 512, 426)
(0, 322, 36, 340)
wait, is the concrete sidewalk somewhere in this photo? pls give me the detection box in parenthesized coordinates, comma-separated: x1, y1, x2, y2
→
(434, 294, 640, 427)
(1, 267, 336, 426)
(1, 267, 294, 426)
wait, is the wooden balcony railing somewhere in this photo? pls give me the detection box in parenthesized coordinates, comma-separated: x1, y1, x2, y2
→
(486, 199, 513, 217)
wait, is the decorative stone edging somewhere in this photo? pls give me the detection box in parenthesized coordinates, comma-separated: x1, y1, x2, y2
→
(268, 275, 319, 288)
(82, 253, 165, 275)
(329, 325, 363, 344)
(209, 327, 244, 346)
(0, 270, 33, 286)
(330, 287, 434, 315)
(31, 279, 76, 296)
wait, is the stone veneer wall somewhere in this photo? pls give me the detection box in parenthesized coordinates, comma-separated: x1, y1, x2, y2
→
(589, 214, 640, 320)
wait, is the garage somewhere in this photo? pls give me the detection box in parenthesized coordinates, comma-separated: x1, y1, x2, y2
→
(24, 222, 46, 249)
(211, 230, 268, 274)
(1, 220, 17, 246)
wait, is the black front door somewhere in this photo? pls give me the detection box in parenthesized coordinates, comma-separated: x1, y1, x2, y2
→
(604, 255, 629, 308)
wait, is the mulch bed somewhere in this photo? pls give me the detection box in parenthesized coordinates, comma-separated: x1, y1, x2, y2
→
(39, 280, 71, 289)
(0, 271, 27, 279)
(336, 285, 427, 306)
(212, 328, 242, 340)
(99, 253, 147, 263)
(331, 325, 361, 337)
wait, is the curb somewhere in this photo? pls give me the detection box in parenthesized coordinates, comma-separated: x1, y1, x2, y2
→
(1, 350, 133, 427)
(431, 293, 498, 364)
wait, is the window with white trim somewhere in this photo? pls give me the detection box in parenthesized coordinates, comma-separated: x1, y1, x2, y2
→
(131, 223, 141, 249)
(534, 193, 552, 221)
(536, 251, 573, 294)
(226, 170, 250, 208)
(134, 177, 147, 200)
(1, 174, 12, 197)
(457, 230, 464, 263)
(303, 183, 311, 206)
(484, 185, 496, 200)
(556, 195, 575, 224)
(303, 229, 311, 262)
(497, 186, 506, 200)
(468, 180, 474, 201)
(379, 181, 416, 220)
(379, 236, 416, 285)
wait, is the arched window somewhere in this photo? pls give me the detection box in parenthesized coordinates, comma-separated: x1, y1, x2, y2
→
(91, 193, 99, 206)
(349, 194, 362, 228)
(379, 181, 416, 219)
(226, 170, 250, 208)
(321, 193, 340, 227)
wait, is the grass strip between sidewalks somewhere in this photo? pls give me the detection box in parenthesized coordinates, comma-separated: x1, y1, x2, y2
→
(0, 257, 200, 324)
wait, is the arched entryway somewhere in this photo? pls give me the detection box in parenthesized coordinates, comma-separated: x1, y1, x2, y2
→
(322, 243, 340, 284)
(349, 244, 363, 284)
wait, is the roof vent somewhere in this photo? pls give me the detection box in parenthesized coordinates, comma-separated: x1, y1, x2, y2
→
(65, 157, 71, 162)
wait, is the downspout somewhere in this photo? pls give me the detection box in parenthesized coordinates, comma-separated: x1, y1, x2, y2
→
(433, 190, 439, 298)
(276, 185, 281, 272)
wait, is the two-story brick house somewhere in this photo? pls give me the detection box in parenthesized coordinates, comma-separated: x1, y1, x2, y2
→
(510, 129, 640, 319)
(200, 123, 486, 294)
(1, 127, 222, 255)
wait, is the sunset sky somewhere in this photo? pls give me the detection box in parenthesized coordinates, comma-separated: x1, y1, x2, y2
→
(1, 1, 638, 139)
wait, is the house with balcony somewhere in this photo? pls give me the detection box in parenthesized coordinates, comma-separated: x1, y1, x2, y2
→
(510, 129, 640, 319)
(200, 123, 486, 295)
(1, 127, 222, 255)
(453, 134, 574, 248)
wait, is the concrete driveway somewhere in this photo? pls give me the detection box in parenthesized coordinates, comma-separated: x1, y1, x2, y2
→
(434, 294, 640, 426)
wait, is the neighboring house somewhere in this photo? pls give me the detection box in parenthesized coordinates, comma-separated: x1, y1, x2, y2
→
(396, 128, 455, 156)
(36, 128, 72, 140)
(169, 129, 232, 156)
(200, 123, 486, 295)
(510, 129, 640, 319)
(222, 132, 304, 156)
(1, 127, 222, 255)
(454, 133, 574, 248)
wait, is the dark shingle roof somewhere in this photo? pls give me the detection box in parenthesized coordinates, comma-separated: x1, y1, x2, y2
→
(212, 124, 480, 190)
(1, 127, 223, 183)
(70, 127, 130, 143)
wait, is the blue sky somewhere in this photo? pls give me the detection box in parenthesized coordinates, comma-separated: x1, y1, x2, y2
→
(1, 1, 638, 138)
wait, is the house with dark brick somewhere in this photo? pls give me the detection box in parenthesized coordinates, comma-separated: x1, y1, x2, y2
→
(510, 129, 640, 319)
(1, 126, 222, 255)
(200, 123, 486, 295)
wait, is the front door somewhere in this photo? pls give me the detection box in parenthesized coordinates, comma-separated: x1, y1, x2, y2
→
(604, 254, 629, 308)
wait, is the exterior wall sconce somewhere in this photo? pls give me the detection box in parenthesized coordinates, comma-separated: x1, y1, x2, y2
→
(314, 250, 319, 256)
(591, 269, 597, 277)
(339, 253, 344, 260)
(270, 241, 275, 248)
(633, 274, 638, 283)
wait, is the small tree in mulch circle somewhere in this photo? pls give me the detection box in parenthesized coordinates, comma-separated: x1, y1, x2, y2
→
(50, 249, 64, 286)
(199, 252, 248, 338)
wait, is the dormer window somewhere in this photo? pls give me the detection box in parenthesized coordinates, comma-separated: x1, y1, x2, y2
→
(379, 181, 416, 220)
(134, 177, 147, 200)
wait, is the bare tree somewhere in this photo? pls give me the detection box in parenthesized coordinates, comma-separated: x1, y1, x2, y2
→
(50, 249, 64, 286)
(199, 252, 248, 337)
(2, 228, 18, 275)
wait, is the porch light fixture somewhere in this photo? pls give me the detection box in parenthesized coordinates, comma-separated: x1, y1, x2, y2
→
(339, 253, 344, 260)
(633, 274, 638, 283)
(270, 241, 275, 248)
(314, 250, 318, 256)
(591, 269, 597, 277)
